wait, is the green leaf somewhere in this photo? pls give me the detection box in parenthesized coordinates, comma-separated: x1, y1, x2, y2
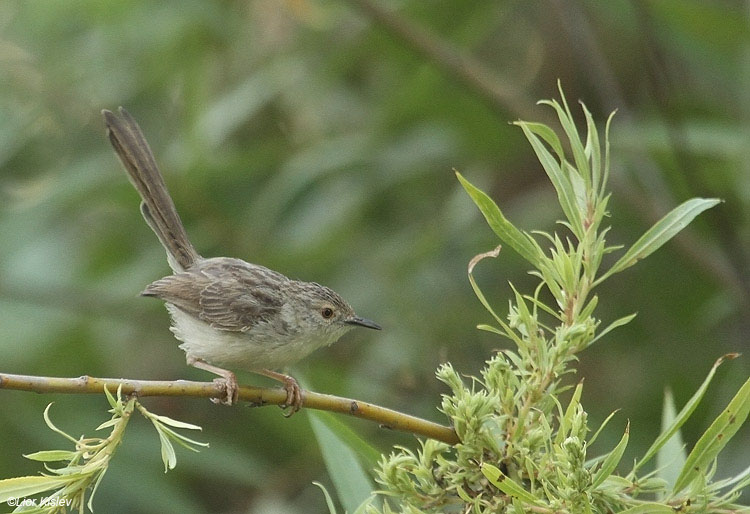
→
(96, 418, 121, 431)
(103, 384, 118, 410)
(519, 121, 565, 162)
(313, 481, 339, 514)
(155, 425, 177, 472)
(42, 404, 77, 444)
(147, 413, 203, 431)
(476, 324, 504, 335)
(596, 198, 721, 285)
(89, 465, 109, 512)
(556, 382, 583, 445)
(618, 503, 675, 514)
(467, 246, 525, 347)
(352, 495, 377, 514)
(578, 294, 599, 320)
(600, 111, 616, 199)
(655, 389, 686, 492)
(0, 476, 73, 503)
(673, 374, 750, 493)
(139, 402, 208, 461)
(591, 421, 629, 489)
(23, 450, 77, 462)
(587, 313, 637, 348)
(456, 171, 544, 266)
(543, 84, 591, 191)
(309, 411, 374, 514)
(456, 485, 474, 503)
(158, 424, 209, 451)
(589, 410, 620, 446)
(634, 354, 733, 473)
(482, 463, 540, 505)
(582, 101, 602, 194)
(310, 411, 381, 469)
(515, 121, 585, 238)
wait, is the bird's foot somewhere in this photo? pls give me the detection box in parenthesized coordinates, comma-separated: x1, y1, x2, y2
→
(211, 372, 238, 406)
(260, 369, 303, 417)
(280, 375, 302, 417)
(187, 356, 239, 405)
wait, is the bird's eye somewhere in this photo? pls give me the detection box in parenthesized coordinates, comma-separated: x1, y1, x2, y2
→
(321, 307, 334, 319)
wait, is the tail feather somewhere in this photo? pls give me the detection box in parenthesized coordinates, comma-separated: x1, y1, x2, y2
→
(102, 108, 200, 271)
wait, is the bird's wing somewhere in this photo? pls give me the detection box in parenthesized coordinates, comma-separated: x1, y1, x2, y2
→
(142, 258, 286, 332)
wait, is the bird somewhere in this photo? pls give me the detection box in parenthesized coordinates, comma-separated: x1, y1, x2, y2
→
(102, 107, 380, 414)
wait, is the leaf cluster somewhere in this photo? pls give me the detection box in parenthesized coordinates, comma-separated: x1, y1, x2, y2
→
(0, 387, 206, 513)
(369, 86, 748, 513)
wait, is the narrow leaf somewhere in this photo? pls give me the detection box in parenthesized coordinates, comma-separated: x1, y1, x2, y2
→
(158, 425, 209, 451)
(519, 121, 565, 162)
(601, 110, 616, 198)
(456, 171, 543, 266)
(582, 101, 602, 194)
(477, 324, 504, 335)
(88, 466, 109, 511)
(546, 85, 591, 191)
(156, 426, 177, 472)
(23, 450, 77, 463)
(309, 411, 374, 514)
(96, 418, 119, 431)
(313, 481, 338, 514)
(353, 495, 378, 514)
(597, 198, 720, 284)
(0, 476, 73, 503)
(634, 354, 735, 473)
(482, 463, 540, 505)
(618, 504, 674, 514)
(591, 421, 629, 489)
(587, 313, 637, 348)
(42, 404, 77, 444)
(556, 382, 583, 445)
(515, 122, 585, 238)
(589, 410, 620, 446)
(674, 375, 750, 492)
(103, 385, 118, 410)
(310, 411, 381, 468)
(467, 246, 525, 347)
(655, 389, 686, 491)
(148, 413, 203, 431)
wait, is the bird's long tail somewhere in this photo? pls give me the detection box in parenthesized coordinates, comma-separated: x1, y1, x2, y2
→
(102, 108, 200, 272)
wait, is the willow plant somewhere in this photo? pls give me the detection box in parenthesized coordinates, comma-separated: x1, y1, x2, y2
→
(370, 86, 750, 513)
(0, 386, 207, 513)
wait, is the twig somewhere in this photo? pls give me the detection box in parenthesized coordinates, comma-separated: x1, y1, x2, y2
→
(0, 372, 460, 445)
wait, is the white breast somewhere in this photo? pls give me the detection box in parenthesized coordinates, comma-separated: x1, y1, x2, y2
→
(165, 304, 344, 371)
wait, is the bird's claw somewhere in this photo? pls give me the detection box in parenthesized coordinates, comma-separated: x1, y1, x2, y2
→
(211, 373, 238, 406)
(279, 375, 303, 417)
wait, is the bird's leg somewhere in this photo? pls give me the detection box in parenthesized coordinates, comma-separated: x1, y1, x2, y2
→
(187, 356, 238, 405)
(258, 369, 303, 416)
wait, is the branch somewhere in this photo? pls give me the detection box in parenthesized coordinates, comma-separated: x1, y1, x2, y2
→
(0, 372, 460, 445)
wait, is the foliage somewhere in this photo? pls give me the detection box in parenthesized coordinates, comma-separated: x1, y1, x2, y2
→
(0, 387, 206, 513)
(2, 2, 749, 511)
(367, 88, 749, 513)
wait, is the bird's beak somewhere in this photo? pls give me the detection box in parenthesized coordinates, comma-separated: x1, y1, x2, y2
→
(345, 316, 382, 330)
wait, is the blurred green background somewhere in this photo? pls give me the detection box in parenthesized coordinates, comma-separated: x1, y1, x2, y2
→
(1, 1, 749, 512)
